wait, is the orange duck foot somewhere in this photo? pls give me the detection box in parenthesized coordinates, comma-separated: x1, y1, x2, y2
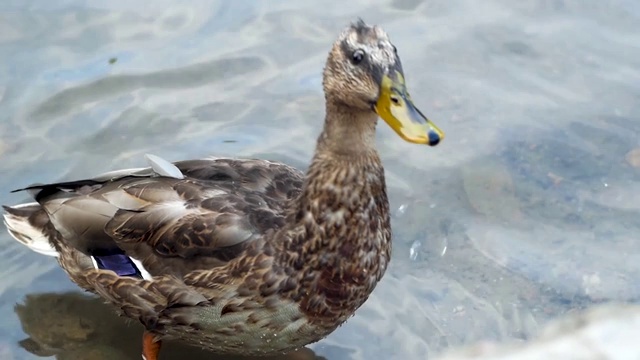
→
(142, 331, 162, 360)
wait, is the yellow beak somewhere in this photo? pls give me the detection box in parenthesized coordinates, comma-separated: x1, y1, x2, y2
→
(374, 71, 444, 146)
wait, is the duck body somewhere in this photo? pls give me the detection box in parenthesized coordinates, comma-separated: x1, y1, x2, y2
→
(4, 20, 443, 358)
(6, 152, 390, 355)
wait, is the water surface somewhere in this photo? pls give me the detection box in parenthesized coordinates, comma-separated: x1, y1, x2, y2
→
(1, 1, 639, 359)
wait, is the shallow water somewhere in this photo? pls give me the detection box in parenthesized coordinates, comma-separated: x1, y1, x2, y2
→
(1, 1, 639, 359)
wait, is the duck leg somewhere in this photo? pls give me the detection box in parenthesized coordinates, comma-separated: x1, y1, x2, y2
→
(142, 331, 162, 360)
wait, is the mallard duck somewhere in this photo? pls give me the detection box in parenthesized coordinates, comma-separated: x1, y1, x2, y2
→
(3, 20, 443, 360)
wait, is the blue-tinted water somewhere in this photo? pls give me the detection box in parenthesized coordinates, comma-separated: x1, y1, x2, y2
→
(1, 1, 639, 359)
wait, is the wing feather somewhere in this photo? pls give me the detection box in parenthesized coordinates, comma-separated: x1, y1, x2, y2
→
(13, 156, 304, 277)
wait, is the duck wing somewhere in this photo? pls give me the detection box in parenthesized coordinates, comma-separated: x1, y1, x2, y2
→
(10, 155, 304, 277)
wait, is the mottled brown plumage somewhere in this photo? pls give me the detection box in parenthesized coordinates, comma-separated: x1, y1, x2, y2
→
(3, 19, 443, 359)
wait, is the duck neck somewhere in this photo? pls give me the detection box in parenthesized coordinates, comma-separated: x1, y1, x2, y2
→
(315, 101, 379, 157)
(297, 100, 388, 258)
(277, 100, 392, 324)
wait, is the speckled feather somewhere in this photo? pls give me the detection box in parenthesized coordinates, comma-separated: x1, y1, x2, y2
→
(3, 20, 399, 356)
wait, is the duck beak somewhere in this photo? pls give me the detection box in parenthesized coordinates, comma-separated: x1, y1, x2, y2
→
(374, 69, 444, 146)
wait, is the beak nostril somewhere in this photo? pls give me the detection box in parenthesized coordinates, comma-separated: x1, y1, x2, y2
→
(390, 97, 400, 105)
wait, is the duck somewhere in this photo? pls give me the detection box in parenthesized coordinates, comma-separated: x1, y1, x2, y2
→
(3, 19, 443, 360)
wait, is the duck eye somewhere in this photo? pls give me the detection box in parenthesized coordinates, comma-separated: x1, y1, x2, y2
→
(352, 49, 365, 64)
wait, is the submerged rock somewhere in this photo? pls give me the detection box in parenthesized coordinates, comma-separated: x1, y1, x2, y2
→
(625, 148, 640, 168)
(436, 304, 640, 360)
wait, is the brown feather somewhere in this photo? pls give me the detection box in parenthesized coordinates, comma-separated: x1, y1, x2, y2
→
(3, 21, 414, 356)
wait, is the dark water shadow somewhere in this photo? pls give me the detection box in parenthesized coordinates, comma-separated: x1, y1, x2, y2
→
(15, 292, 326, 360)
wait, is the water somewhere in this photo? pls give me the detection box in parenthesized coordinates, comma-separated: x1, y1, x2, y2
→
(1, 0, 639, 359)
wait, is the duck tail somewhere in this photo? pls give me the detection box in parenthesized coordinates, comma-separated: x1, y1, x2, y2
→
(2, 203, 59, 257)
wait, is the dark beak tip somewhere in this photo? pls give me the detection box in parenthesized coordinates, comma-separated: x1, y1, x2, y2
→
(428, 131, 441, 146)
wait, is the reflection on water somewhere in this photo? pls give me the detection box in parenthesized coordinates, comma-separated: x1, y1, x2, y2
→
(15, 292, 323, 360)
(1, 0, 639, 359)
